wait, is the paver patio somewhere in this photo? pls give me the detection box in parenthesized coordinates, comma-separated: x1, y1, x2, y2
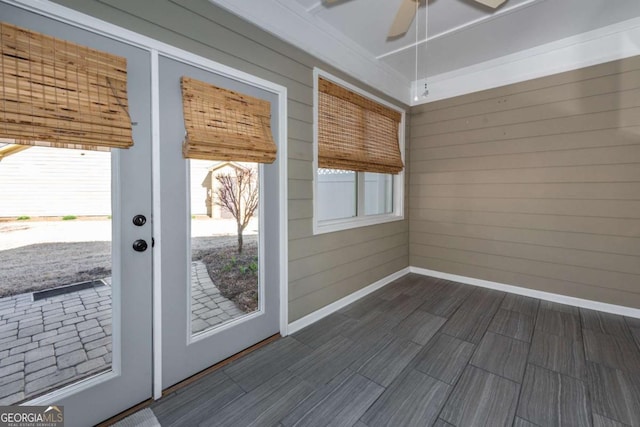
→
(191, 261, 245, 334)
(0, 262, 245, 405)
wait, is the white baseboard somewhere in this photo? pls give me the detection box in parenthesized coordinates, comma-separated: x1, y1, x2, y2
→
(410, 266, 640, 319)
(286, 265, 640, 337)
(287, 267, 411, 335)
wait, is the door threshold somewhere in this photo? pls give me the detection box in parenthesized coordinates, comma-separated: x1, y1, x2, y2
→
(162, 333, 281, 397)
(96, 398, 153, 427)
(97, 333, 280, 426)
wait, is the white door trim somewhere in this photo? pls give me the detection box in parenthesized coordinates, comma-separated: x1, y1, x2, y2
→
(4, 0, 289, 400)
(150, 49, 163, 400)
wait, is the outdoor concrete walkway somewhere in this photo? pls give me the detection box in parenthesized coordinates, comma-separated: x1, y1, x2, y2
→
(0, 218, 258, 251)
(0, 263, 244, 405)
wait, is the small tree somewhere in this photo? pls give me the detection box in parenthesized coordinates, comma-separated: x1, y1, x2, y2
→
(215, 168, 258, 253)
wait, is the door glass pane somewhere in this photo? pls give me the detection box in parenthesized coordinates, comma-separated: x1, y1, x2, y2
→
(317, 168, 356, 221)
(190, 160, 259, 336)
(0, 145, 113, 404)
(364, 172, 393, 215)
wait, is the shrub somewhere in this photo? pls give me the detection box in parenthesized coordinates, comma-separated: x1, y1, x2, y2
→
(248, 261, 258, 274)
(16, 216, 30, 221)
(62, 215, 77, 221)
(238, 260, 258, 276)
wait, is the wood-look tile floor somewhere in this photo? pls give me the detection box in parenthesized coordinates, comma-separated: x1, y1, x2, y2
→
(151, 274, 640, 427)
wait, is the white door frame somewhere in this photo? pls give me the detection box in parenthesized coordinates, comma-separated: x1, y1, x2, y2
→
(5, 0, 289, 401)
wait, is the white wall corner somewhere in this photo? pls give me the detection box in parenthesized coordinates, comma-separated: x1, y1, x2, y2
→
(410, 266, 640, 319)
(286, 267, 411, 335)
(412, 16, 640, 105)
(207, 0, 412, 104)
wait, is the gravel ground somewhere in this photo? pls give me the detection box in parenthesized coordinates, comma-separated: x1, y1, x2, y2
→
(0, 235, 256, 297)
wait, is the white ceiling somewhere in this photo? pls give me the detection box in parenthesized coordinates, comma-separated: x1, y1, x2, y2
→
(210, 0, 640, 103)
(300, 0, 640, 79)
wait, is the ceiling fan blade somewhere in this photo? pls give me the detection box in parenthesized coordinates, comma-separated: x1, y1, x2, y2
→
(474, 0, 507, 8)
(388, 0, 418, 38)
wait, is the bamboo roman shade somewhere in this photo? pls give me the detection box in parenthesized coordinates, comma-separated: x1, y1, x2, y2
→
(0, 22, 133, 152)
(318, 77, 403, 174)
(181, 76, 276, 163)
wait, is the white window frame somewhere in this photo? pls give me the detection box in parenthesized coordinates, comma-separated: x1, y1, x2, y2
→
(313, 68, 405, 235)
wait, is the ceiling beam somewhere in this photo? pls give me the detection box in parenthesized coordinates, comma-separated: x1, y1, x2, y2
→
(306, 1, 324, 14)
(376, 0, 545, 60)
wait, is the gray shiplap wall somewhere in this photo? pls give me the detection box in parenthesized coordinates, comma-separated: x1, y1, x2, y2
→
(50, 0, 410, 321)
(410, 57, 640, 309)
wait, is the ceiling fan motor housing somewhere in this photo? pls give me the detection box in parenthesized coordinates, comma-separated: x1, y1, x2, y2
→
(474, 0, 508, 8)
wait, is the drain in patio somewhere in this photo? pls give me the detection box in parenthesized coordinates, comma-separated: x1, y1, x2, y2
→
(32, 279, 107, 302)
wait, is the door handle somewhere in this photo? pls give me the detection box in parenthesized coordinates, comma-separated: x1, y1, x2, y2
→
(132, 239, 148, 252)
(132, 214, 147, 226)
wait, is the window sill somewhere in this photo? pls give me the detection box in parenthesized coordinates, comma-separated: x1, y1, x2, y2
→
(313, 213, 404, 235)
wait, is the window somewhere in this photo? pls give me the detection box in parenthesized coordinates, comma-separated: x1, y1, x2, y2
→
(313, 69, 405, 234)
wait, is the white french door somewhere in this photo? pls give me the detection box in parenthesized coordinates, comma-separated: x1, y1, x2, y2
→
(2, 4, 153, 427)
(157, 55, 283, 390)
(3, 3, 286, 425)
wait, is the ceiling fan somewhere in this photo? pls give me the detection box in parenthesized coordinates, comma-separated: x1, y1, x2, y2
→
(325, 0, 507, 38)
